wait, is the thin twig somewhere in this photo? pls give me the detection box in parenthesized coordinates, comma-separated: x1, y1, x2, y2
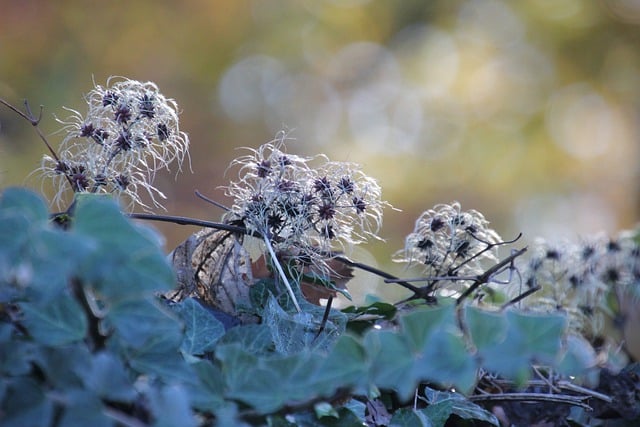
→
(129, 212, 428, 300)
(556, 380, 612, 403)
(102, 407, 148, 427)
(0, 98, 73, 188)
(480, 378, 612, 403)
(450, 232, 523, 277)
(194, 189, 231, 211)
(532, 365, 561, 393)
(1, 98, 55, 160)
(128, 212, 255, 235)
(384, 275, 477, 283)
(501, 285, 541, 310)
(383, 246, 527, 305)
(333, 255, 421, 294)
(455, 247, 527, 305)
(313, 296, 333, 341)
(468, 392, 592, 410)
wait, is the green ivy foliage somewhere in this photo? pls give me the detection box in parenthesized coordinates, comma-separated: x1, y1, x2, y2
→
(0, 188, 589, 426)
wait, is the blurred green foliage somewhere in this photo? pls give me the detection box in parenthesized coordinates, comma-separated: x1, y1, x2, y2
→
(2, 188, 588, 425)
(1, 0, 639, 303)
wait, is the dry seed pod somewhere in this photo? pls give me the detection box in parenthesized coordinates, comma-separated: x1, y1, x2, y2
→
(168, 228, 258, 324)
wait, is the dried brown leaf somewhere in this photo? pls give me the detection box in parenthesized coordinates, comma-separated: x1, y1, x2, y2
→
(168, 228, 257, 323)
(252, 253, 354, 305)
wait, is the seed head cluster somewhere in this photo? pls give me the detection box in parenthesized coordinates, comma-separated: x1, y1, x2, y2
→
(223, 136, 387, 271)
(513, 231, 640, 339)
(395, 202, 502, 291)
(40, 77, 189, 210)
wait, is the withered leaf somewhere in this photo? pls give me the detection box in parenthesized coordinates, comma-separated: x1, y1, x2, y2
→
(299, 257, 354, 305)
(168, 229, 257, 324)
(252, 253, 354, 305)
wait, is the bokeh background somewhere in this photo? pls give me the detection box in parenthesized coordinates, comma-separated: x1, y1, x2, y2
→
(2, 0, 639, 301)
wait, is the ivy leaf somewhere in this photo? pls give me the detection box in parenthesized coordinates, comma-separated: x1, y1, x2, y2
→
(73, 194, 175, 299)
(314, 401, 338, 418)
(127, 348, 191, 383)
(557, 334, 598, 380)
(343, 399, 367, 422)
(324, 407, 369, 426)
(264, 294, 315, 354)
(146, 384, 197, 427)
(83, 351, 136, 402)
(366, 305, 477, 399)
(407, 306, 476, 393)
(363, 329, 416, 399)
(342, 302, 397, 320)
(124, 332, 194, 382)
(107, 298, 191, 382)
(217, 323, 275, 355)
(506, 310, 566, 363)
(24, 230, 91, 302)
(20, 293, 87, 346)
(447, 399, 499, 426)
(343, 302, 397, 335)
(248, 279, 274, 314)
(216, 344, 283, 413)
(400, 305, 454, 352)
(0, 189, 90, 303)
(421, 399, 453, 427)
(73, 194, 162, 248)
(422, 388, 499, 427)
(36, 344, 91, 389)
(465, 306, 507, 350)
(389, 408, 433, 427)
(263, 294, 345, 354)
(0, 378, 53, 427)
(0, 325, 37, 375)
(217, 339, 363, 414)
(107, 298, 182, 349)
(283, 406, 365, 426)
(311, 334, 367, 393)
(0, 187, 49, 224)
(186, 358, 226, 411)
(170, 298, 226, 355)
(416, 327, 477, 393)
(58, 390, 112, 427)
(0, 211, 32, 304)
(0, 212, 30, 270)
(480, 310, 567, 383)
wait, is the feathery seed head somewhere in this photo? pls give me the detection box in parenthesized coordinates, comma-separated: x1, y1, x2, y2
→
(223, 134, 389, 274)
(38, 77, 190, 210)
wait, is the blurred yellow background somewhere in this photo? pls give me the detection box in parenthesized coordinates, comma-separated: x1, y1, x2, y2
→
(1, 0, 639, 301)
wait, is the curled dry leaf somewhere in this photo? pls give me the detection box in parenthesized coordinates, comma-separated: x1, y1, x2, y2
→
(168, 228, 258, 324)
(252, 253, 354, 305)
(300, 257, 354, 305)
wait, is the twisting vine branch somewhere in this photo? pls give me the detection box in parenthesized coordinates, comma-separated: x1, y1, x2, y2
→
(332, 255, 422, 294)
(0, 98, 73, 189)
(127, 212, 426, 297)
(128, 212, 254, 235)
(130, 211, 529, 307)
(385, 233, 528, 304)
(468, 392, 592, 410)
(455, 247, 527, 305)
